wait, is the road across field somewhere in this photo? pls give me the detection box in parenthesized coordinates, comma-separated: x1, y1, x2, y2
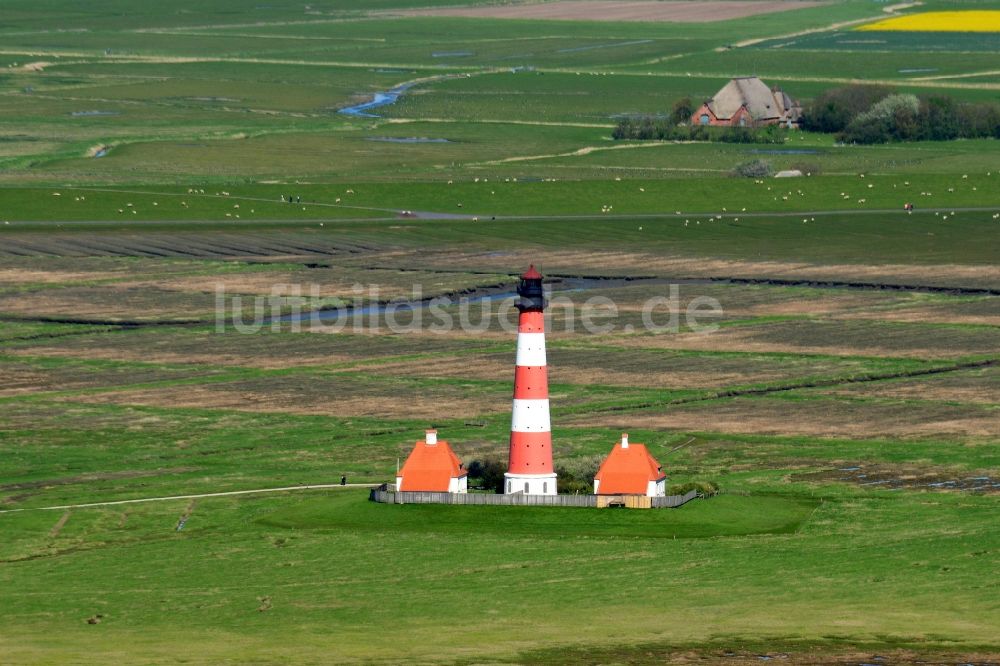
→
(0, 483, 378, 514)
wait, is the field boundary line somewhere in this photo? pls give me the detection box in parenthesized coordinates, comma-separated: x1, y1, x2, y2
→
(583, 358, 997, 415)
(0, 483, 377, 514)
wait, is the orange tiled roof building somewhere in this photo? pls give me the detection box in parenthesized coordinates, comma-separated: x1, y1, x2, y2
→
(396, 430, 468, 493)
(593, 433, 666, 497)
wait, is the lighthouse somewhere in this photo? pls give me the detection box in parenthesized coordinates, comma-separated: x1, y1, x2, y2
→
(505, 265, 557, 496)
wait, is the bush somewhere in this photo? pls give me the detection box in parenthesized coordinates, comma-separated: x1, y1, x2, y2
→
(465, 457, 506, 493)
(668, 480, 720, 497)
(556, 475, 592, 495)
(670, 96, 694, 126)
(732, 159, 772, 178)
(687, 124, 709, 142)
(718, 126, 756, 144)
(614, 117, 786, 144)
(555, 454, 604, 494)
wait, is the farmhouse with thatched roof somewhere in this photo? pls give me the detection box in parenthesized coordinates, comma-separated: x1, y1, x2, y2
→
(692, 76, 801, 128)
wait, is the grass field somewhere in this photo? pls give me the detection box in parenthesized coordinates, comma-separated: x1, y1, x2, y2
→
(1, 0, 999, 664)
(2, 211, 997, 662)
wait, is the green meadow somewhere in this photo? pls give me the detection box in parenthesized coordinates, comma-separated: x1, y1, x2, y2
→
(1, 0, 999, 663)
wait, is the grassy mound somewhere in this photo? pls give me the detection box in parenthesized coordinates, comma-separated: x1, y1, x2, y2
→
(258, 492, 817, 539)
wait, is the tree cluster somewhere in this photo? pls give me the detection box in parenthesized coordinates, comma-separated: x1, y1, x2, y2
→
(465, 458, 506, 493)
(801, 84, 1000, 144)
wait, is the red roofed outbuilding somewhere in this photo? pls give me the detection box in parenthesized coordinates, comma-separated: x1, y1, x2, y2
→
(396, 430, 468, 493)
(593, 433, 666, 497)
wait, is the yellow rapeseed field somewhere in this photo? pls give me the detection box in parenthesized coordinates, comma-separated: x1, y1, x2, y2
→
(858, 10, 1000, 32)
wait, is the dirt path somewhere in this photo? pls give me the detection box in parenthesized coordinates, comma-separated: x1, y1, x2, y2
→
(0, 483, 377, 514)
(47, 511, 71, 537)
(719, 1, 923, 50)
(0, 49, 478, 72)
(475, 140, 702, 165)
(912, 69, 1000, 82)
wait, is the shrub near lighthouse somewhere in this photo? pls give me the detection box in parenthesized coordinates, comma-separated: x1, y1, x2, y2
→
(504, 265, 557, 496)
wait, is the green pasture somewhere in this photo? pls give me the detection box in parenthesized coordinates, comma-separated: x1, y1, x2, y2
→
(0, 5, 885, 70)
(495, 135, 1000, 178)
(182, 6, 882, 64)
(0, 0, 503, 33)
(0, 186, 386, 221)
(752, 29, 1000, 54)
(3, 166, 998, 217)
(0, 485, 998, 664)
(384, 71, 729, 122)
(3, 196, 998, 268)
(22, 72, 408, 114)
(19, 122, 604, 183)
(219, 173, 1000, 221)
(1, 2, 997, 185)
(639, 49, 1000, 83)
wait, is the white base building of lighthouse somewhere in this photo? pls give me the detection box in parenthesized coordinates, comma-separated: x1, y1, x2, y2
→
(504, 472, 558, 496)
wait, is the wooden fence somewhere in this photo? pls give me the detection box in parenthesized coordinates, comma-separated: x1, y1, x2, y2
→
(652, 489, 698, 508)
(369, 486, 698, 509)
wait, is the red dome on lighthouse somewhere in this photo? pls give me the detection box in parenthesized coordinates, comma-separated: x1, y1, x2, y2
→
(521, 264, 542, 280)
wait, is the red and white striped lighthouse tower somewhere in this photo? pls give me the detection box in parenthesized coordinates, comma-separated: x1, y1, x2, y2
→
(505, 265, 557, 496)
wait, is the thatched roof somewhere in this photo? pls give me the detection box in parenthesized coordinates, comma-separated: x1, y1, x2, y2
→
(706, 76, 799, 121)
